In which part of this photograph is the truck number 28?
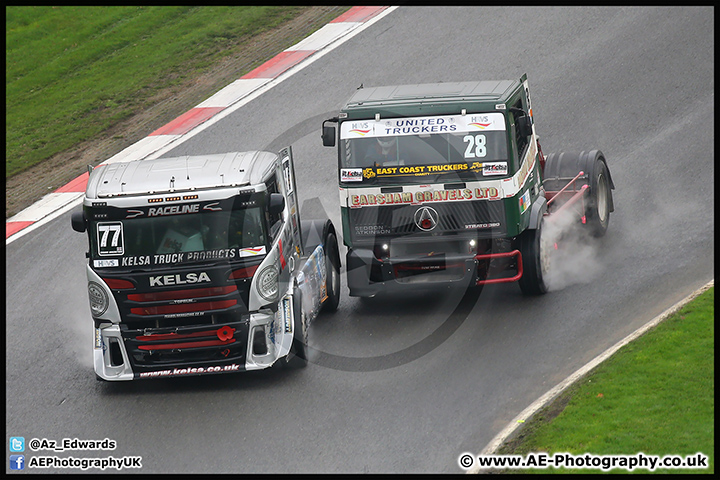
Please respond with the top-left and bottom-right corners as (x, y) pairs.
(463, 134), (487, 158)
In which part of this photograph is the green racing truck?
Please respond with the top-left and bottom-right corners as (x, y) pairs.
(321, 74), (614, 297)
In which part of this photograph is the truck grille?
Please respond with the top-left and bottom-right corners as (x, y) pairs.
(349, 200), (505, 241)
(112, 283), (247, 330)
(121, 320), (248, 370)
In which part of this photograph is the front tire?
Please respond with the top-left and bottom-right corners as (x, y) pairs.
(518, 219), (550, 295)
(322, 232), (341, 312)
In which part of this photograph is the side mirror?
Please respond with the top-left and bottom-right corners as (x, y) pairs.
(517, 115), (533, 138)
(71, 211), (86, 233)
(322, 117), (337, 147)
(268, 193), (285, 216)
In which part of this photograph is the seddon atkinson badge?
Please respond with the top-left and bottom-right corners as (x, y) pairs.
(71, 148), (341, 381)
(322, 74), (615, 297)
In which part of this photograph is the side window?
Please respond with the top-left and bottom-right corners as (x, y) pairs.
(511, 99), (528, 158)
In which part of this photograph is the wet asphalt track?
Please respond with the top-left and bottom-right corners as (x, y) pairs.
(6, 7), (713, 473)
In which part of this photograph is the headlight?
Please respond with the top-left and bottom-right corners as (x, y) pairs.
(256, 265), (279, 302)
(88, 282), (109, 316)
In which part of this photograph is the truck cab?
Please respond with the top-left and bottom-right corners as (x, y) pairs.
(322, 74), (613, 297)
(72, 148), (340, 380)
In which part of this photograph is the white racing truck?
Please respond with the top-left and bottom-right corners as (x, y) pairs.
(71, 148), (341, 380)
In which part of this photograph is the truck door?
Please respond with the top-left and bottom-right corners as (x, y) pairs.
(279, 146), (304, 257)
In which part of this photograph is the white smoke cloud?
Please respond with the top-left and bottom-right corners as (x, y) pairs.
(543, 207), (605, 292)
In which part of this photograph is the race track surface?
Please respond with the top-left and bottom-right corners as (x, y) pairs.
(6, 6), (713, 473)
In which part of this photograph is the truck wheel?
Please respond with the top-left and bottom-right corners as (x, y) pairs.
(322, 232), (341, 312)
(543, 151), (613, 237)
(585, 158), (612, 237)
(518, 219), (550, 295)
(285, 289), (308, 368)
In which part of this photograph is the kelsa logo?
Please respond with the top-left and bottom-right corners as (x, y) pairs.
(149, 271), (211, 287)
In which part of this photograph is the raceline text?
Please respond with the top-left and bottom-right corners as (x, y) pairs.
(147, 204), (199, 216)
(350, 187), (500, 208)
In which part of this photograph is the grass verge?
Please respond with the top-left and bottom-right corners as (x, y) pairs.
(494, 286), (714, 474)
(5, 6), (326, 177)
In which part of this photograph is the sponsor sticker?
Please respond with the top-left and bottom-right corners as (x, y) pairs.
(94, 329), (103, 349)
(483, 162), (508, 176)
(519, 190), (531, 214)
(282, 297), (293, 333)
(349, 186), (501, 208)
(137, 364), (241, 378)
(94, 259), (119, 268)
(148, 271), (211, 287)
(340, 112), (506, 139)
(238, 246), (267, 257)
(341, 168), (364, 182)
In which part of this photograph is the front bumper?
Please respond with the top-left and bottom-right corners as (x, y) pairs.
(346, 247), (523, 297)
(94, 309), (290, 381)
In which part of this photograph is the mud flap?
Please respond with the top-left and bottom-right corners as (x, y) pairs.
(275, 292), (296, 360)
(528, 195), (548, 231)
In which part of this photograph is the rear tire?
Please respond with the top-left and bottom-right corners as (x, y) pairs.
(585, 158), (611, 237)
(518, 219), (550, 295)
(543, 150), (613, 236)
(322, 232), (341, 312)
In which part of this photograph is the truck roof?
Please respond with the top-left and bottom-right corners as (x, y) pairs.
(340, 78), (522, 118)
(86, 151), (278, 199)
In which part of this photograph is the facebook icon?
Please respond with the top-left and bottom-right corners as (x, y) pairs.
(10, 455), (25, 470)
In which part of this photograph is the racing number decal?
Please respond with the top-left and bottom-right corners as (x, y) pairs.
(463, 134), (487, 159)
(282, 156), (294, 195)
(279, 146), (303, 256)
(523, 77), (534, 120)
(97, 222), (124, 256)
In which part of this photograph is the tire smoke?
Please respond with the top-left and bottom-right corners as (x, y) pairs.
(544, 207), (605, 292)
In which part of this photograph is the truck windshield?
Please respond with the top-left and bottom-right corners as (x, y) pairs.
(339, 112), (508, 184)
(89, 205), (268, 268)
